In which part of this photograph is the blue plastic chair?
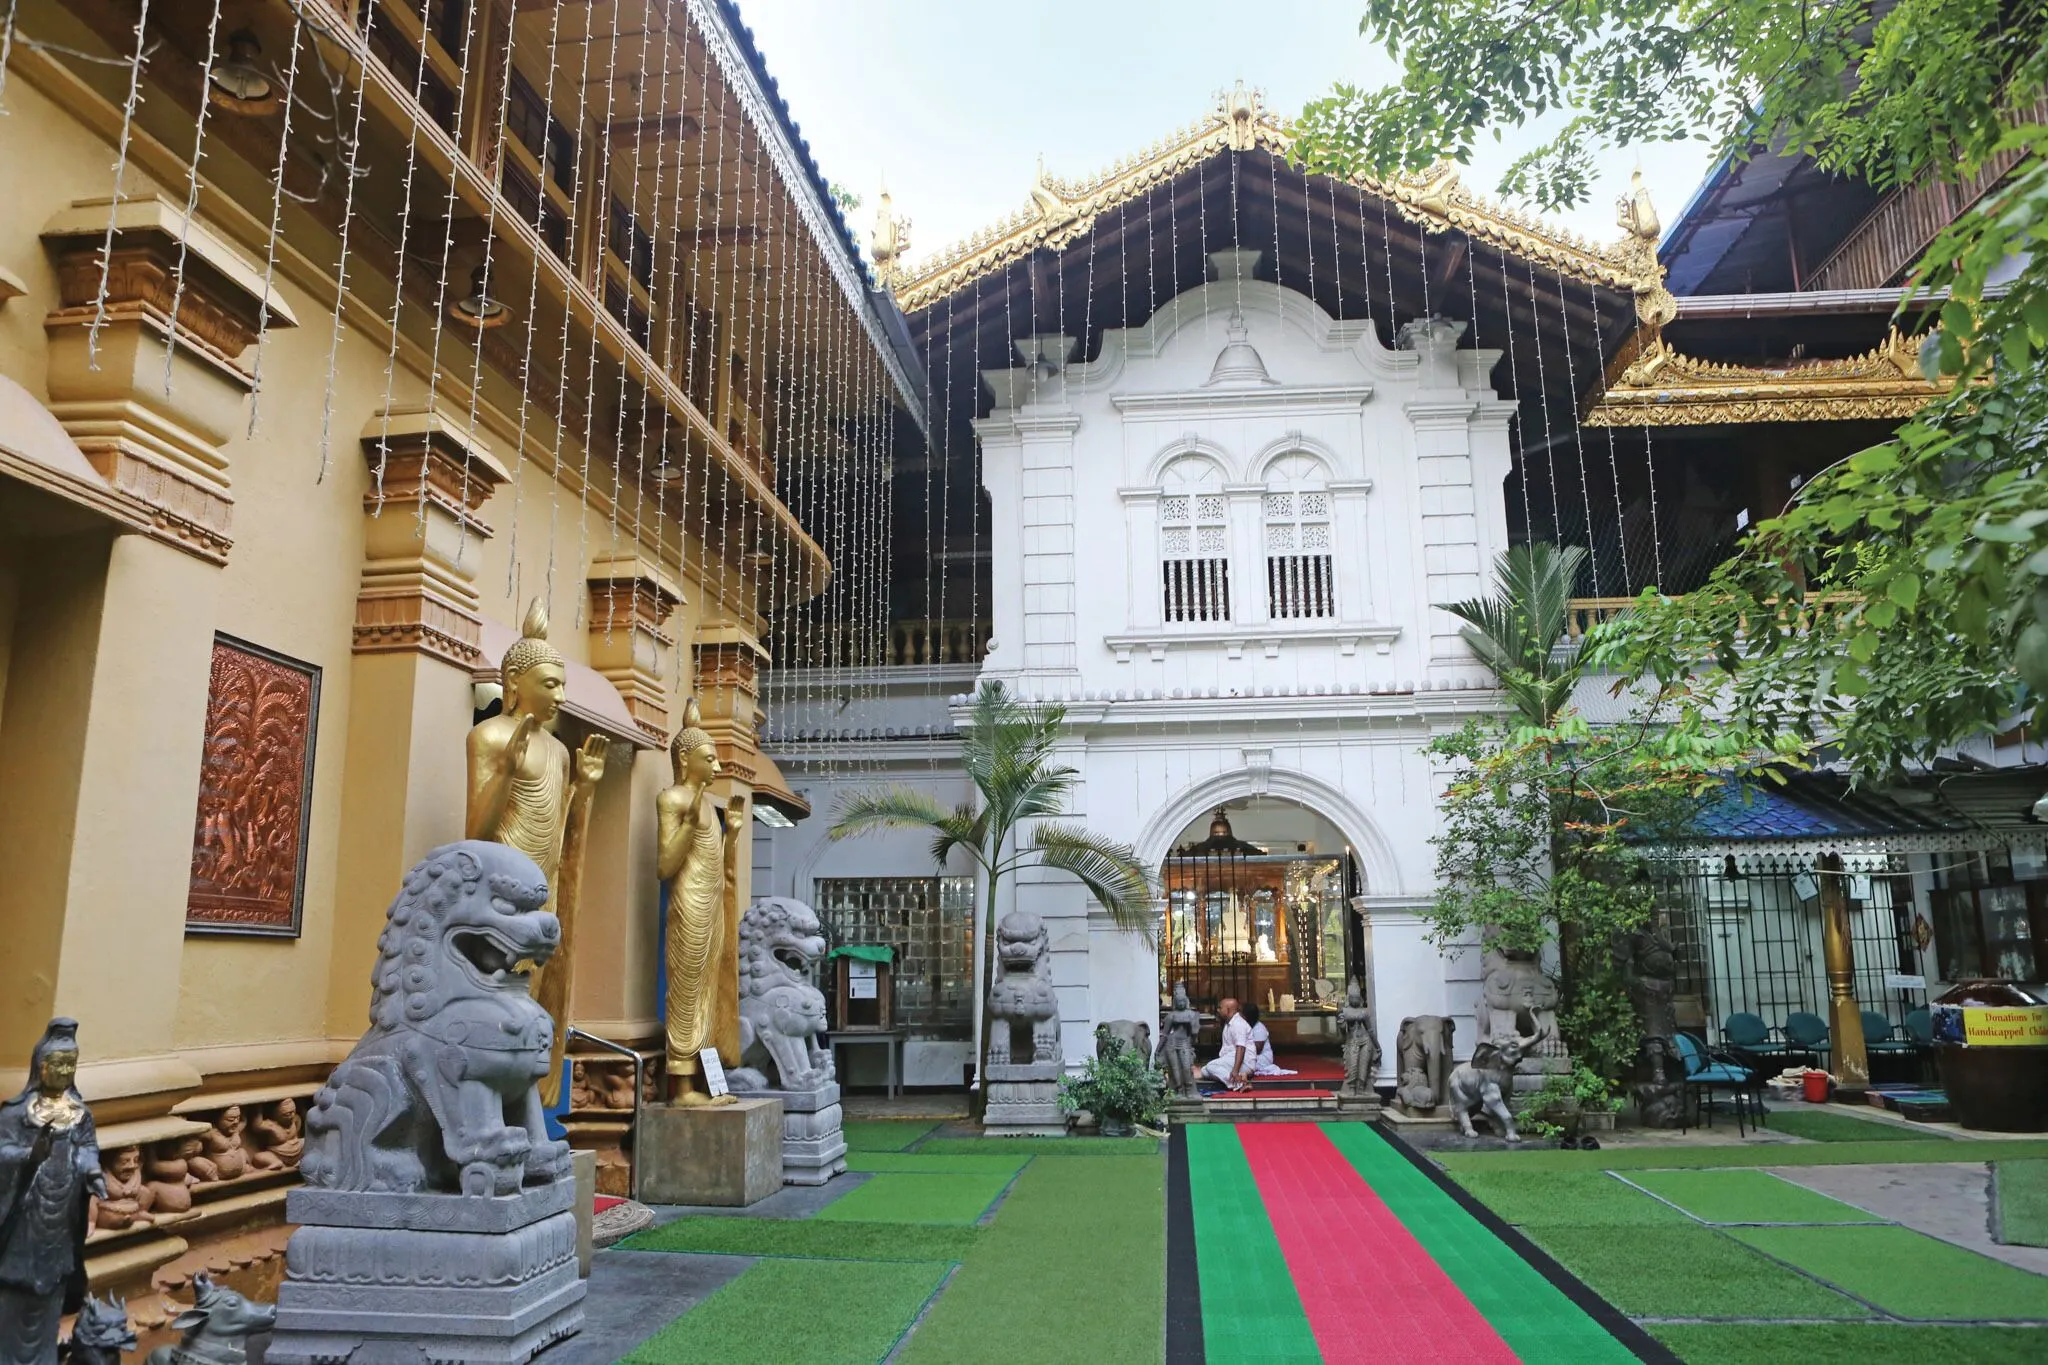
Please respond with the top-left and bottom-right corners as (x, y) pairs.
(1783, 1011), (1831, 1068)
(1722, 1011), (1797, 1074)
(1677, 1032), (1763, 1135)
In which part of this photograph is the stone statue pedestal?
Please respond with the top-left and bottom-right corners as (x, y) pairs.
(983, 1062), (1065, 1137)
(265, 1181), (585, 1365)
(1336, 1091), (1383, 1120)
(753, 1083), (847, 1186)
(1381, 1102), (1455, 1133)
(638, 1097), (783, 1206)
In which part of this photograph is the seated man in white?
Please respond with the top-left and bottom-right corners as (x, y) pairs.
(1200, 997), (1255, 1091)
(1241, 1003), (1297, 1076)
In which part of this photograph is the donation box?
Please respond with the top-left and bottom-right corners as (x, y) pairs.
(831, 944), (895, 1032)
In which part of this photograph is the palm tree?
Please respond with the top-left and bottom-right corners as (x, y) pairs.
(828, 681), (1153, 1093)
(1441, 542), (1589, 727)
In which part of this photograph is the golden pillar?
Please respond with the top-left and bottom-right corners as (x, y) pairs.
(1818, 853), (1870, 1090)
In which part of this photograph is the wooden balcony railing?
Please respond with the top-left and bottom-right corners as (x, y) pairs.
(1565, 597), (1637, 640)
(889, 620), (985, 666)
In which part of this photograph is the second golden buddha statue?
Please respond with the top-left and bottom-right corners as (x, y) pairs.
(659, 699), (745, 1105)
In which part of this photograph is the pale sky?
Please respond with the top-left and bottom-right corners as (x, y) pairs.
(732, 0), (1719, 272)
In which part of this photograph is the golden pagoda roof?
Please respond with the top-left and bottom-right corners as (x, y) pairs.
(1584, 328), (1949, 426)
(891, 83), (1674, 326)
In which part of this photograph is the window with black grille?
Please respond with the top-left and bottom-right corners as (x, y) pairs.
(1263, 460), (1336, 619)
(1161, 490), (1231, 622)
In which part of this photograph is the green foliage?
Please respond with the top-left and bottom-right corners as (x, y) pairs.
(828, 182), (862, 215)
(1441, 543), (1588, 727)
(1057, 1035), (1170, 1129)
(1294, 0), (2048, 776)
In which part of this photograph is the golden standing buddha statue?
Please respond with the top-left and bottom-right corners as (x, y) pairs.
(658, 699), (746, 1105)
(466, 599), (607, 1107)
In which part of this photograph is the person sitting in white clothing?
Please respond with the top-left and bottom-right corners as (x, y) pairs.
(1241, 1003), (1297, 1076)
(1199, 997), (1254, 1090)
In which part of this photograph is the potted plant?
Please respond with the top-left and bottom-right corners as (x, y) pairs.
(1058, 1035), (1169, 1137)
(1527, 1064), (1620, 1147)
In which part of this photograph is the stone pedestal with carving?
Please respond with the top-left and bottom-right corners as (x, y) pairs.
(755, 1083), (847, 1186)
(638, 1098), (783, 1206)
(265, 1182), (585, 1364)
(983, 1062), (1066, 1137)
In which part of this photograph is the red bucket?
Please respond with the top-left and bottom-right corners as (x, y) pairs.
(1802, 1070), (1830, 1103)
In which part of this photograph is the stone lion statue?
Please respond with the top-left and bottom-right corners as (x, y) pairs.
(1448, 1036), (1532, 1142)
(987, 910), (1059, 1065)
(301, 841), (571, 1197)
(726, 897), (833, 1093)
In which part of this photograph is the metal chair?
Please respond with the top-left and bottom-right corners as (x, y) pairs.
(1677, 1032), (1765, 1136)
(1783, 1011), (1831, 1069)
(1722, 1011), (1799, 1075)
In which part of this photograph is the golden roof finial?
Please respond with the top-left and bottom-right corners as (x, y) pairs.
(870, 182), (912, 289)
(1618, 169), (1661, 243)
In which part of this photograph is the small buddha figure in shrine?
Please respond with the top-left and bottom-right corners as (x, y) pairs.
(467, 598), (608, 1107)
(659, 699), (746, 1106)
(189, 1105), (250, 1184)
(247, 1097), (303, 1171)
(92, 1146), (153, 1234)
(568, 1061), (598, 1110)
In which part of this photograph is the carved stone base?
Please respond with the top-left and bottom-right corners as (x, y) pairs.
(1381, 1103), (1456, 1133)
(265, 1180), (584, 1365)
(753, 1083), (847, 1186)
(637, 1098), (784, 1206)
(1335, 1092), (1383, 1120)
(983, 1076), (1065, 1137)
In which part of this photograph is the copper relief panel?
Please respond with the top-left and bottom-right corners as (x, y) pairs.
(187, 635), (321, 935)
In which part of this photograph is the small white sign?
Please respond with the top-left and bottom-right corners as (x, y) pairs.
(847, 960), (878, 1000)
(1793, 872), (1819, 902)
(1848, 874), (1873, 902)
(700, 1048), (729, 1098)
(1885, 973), (1927, 991)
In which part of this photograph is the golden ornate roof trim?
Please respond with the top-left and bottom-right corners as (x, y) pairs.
(1584, 328), (1949, 426)
(894, 84), (1673, 325)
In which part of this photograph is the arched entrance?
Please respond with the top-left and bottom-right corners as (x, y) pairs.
(1160, 796), (1364, 1048)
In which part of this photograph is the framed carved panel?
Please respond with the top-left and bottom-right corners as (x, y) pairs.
(186, 635), (322, 936)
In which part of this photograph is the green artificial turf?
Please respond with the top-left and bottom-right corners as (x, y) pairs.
(1729, 1224), (2048, 1320)
(813, 1171), (1014, 1225)
(1435, 1138), (2048, 1175)
(1650, 1323), (2048, 1365)
(1324, 1126), (1641, 1362)
(842, 1120), (939, 1152)
(1623, 1169), (1885, 1225)
(619, 1215), (983, 1264)
(1179, 1126), (1321, 1364)
(1994, 1160), (2048, 1248)
(622, 1257), (950, 1364)
(896, 1155), (1165, 1365)
(844, 1151), (1029, 1178)
(1525, 1226), (1870, 1319)
(1764, 1109), (1944, 1143)
(1448, 1170), (1695, 1229)
(916, 1136), (1162, 1157)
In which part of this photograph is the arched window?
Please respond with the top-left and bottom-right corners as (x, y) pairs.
(1264, 453), (1334, 619)
(1160, 457), (1230, 622)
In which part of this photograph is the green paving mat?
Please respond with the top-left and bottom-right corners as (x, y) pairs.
(897, 1155), (1165, 1365)
(619, 1215), (982, 1264)
(842, 1120), (940, 1152)
(621, 1256), (950, 1364)
(1649, 1322), (2048, 1365)
(845, 1151), (1029, 1178)
(1765, 1110), (1943, 1143)
(1435, 1138), (2048, 1174)
(1324, 1126), (1639, 1363)
(1994, 1159), (2048, 1248)
(1524, 1225), (1870, 1319)
(813, 1171), (1014, 1225)
(917, 1136), (1161, 1157)
(1625, 1169), (1886, 1225)
(1729, 1224), (2048, 1320)
(1449, 1170), (1694, 1229)
(1183, 1126), (1321, 1364)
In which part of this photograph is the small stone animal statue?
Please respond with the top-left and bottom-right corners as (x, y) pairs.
(727, 897), (833, 1092)
(1096, 1019), (1151, 1060)
(986, 910), (1059, 1064)
(1394, 1015), (1455, 1112)
(1157, 981), (1200, 1099)
(1448, 1037), (1531, 1142)
(64, 1295), (136, 1364)
(300, 841), (572, 1197)
(145, 1275), (275, 1365)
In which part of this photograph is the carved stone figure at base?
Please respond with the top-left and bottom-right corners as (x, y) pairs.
(726, 897), (833, 1093)
(1449, 1037), (1531, 1142)
(1476, 951), (1568, 1092)
(144, 1274), (275, 1365)
(987, 911), (1059, 1064)
(91, 1146), (153, 1233)
(1624, 919), (1684, 1128)
(1338, 981), (1381, 1097)
(189, 1106), (250, 1184)
(65, 1295), (136, 1365)
(1394, 1015), (1455, 1112)
(1158, 982), (1200, 1099)
(246, 1098), (302, 1171)
(144, 1136), (203, 1214)
(0, 1018), (102, 1365)
(300, 840), (572, 1197)
(1097, 1020), (1152, 1060)
(569, 1061), (599, 1109)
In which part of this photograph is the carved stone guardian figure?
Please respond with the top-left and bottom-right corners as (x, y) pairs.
(1394, 1015), (1455, 1114)
(986, 911), (1059, 1065)
(1338, 980), (1382, 1098)
(468, 598), (608, 1107)
(724, 897), (847, 1185)
(0, 1019), (103, 1365)
(1624, 918), (1684, 1127)
(660, 700), (746, 1106)
(1476, 950), (1569, 1098)
(1158, 982), (1201, 1099)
